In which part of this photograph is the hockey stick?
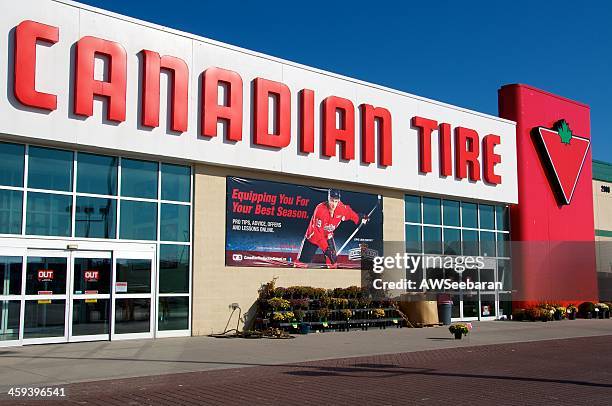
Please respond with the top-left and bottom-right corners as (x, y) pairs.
(336, 195), (381, 256)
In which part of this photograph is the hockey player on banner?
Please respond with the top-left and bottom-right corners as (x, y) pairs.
(295, 189), (370, 268)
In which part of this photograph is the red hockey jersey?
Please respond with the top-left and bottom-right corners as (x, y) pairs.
(305, 202), (359, 250)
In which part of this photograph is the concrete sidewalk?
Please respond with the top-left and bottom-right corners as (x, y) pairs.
(0, 319), (610, 388)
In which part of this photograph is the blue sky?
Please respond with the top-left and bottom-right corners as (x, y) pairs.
(79, 0), (611, 161)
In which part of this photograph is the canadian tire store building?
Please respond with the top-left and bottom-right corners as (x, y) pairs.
(0, 0), (601, 346)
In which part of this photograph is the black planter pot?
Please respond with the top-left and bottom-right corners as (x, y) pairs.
(454, 332), (462, 340)
(568, 312), (576, 320)
(587, 312), (593, 319)
(598, 311), (604, 319)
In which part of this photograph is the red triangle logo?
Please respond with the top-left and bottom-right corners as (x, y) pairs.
(535, 121), (590, 205)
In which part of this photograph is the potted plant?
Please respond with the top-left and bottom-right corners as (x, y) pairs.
(578, 302), (595, 319)
(554, 306), (566, 321)
(285, 311), (295, 323)
(537, 304), (555, 322)
(595, 303), (609, 319)
(316, 308), (330, 322)
(525, 307), (542, 322)
(267, 297), (290, 313)
(294, 309), (305, 322)
(340, 309), (353, 320)
(449, 323), (469, 339)
(271, 311), (285, 323)
(566, 305), (578, 320)
(358, 297), (372, 309)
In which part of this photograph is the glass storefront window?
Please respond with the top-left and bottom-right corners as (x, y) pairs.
(423, 197), (441, 225)
(480, 294), (496, 317)
(26, 192), (72, 237)
(479, 204), (495, 230)
(160, 204), (190, 242)
(72, 299), (110, 336)
(0, 142), (24, 187)
(461, 202), (478, 228)
(159, 245), (189, 294)
(496, 206), (509, 231)
(480, 231), (496, 256)
(121, 158), (158, 199)
(75, 197), (116, 239)
(77, 153), (118, 196)
(405, 225), (421, 253)
(497, 232), (510, 258)
(0, 256), (22, 296)
(116, 259), (152, 294)
(73, 258), (111, 295)
(158, 297), (189, 331)
(25, 257), (67, 295)
(462, 229), (479, 256)
(161, 164), (191, 202)
(0, 190), (23, 234)
(114, 298), (151, 334)
(28, 146), (73, 192)
(119, 200), (157, 241)
(0, 141), (194, 339)
(24, 300), (66, 339)
(423, 226), (442, 254)
(404, 195), (421, 223)
(443, 228), (461, 255)
(498, 259), (512, 291)
(462, 294), (478, 318)
(442, 200), (460, 227)
(0, 301), (21, 341)
(499, 292), (512, 319)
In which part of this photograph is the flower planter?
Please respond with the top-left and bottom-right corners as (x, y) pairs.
(454, 332), (463, 340)
(598, 311), (604, 319)
(568, 312), (576, 320)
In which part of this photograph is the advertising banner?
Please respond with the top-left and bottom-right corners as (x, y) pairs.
(226, 177), (383, 268)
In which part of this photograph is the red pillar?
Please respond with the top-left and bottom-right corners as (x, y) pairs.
(498, 84), (598, 307)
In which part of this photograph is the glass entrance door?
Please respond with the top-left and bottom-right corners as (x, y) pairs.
(111, 251), (155, 340)
(450, 261), (500, 321)
(0, 245), (156, 346)
(69, 251), (112, 342)
(23, 250), (70, 345)
(0, 249), (25, 346)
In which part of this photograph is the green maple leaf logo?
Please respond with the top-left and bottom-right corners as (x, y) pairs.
(556, 120), (573, 144)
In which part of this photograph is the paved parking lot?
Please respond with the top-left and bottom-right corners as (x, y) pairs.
(3, 334), (612, 405)
(1, 319), (611, 388)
